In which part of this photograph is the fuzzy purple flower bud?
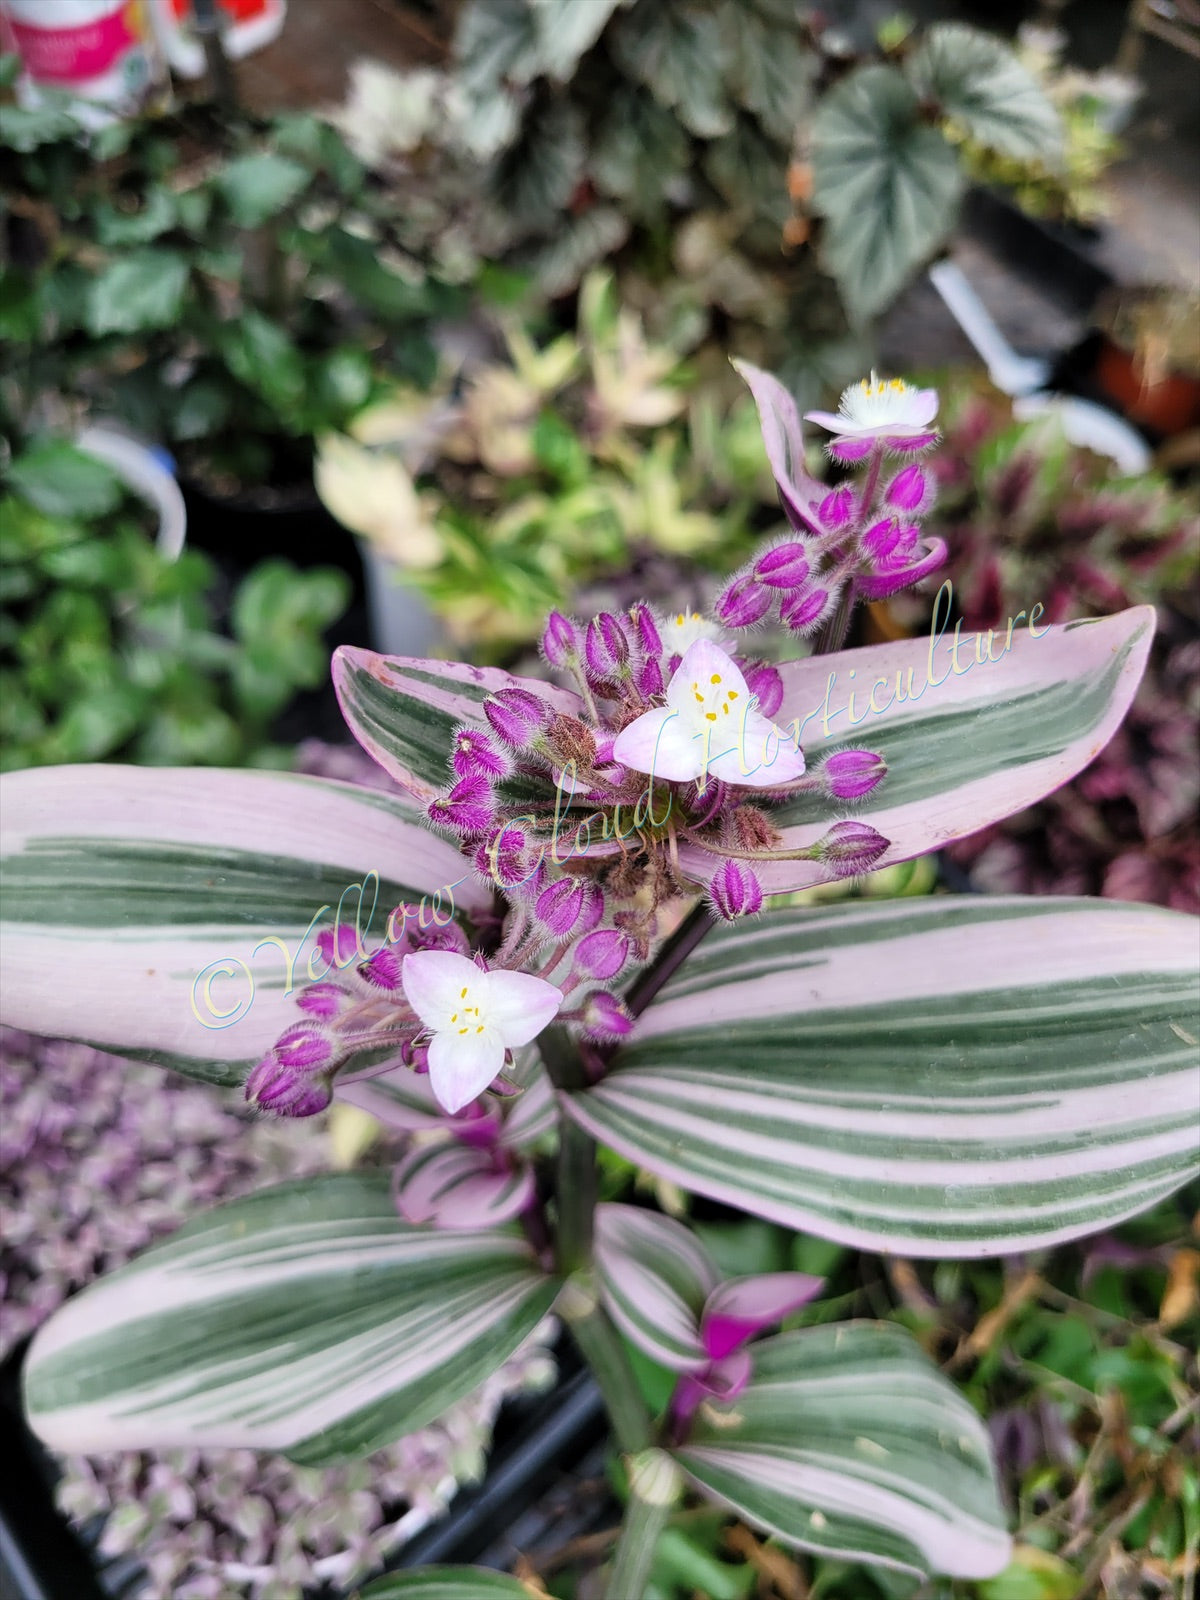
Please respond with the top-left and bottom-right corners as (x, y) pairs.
(536, 876), (603, 938)
(581, 990), (634, 1041)
(754, 542), (809, 590)
(780, 583), (839, 635)
(316, 922), (364, 970)
(584, 614), (631, 680)
(358, 946), (405, 991)
(828, 437), (873, 464)
(573, 928), (631, 980)
(245, 1056), (332, 1117)
(822, 749), (887, 800)
(541, 610), (580, 668)
(628, 602), (662, 659)
(477, 822), (541, 889)
(817, 820), (890, 878)
(715, 572), (773, 629)
(885, 464), (932, 515)
(295, 981), (349, 1019)
(887, 430), (939, 453)
(484, 686), (554, 750)
(818, 485), (856, 530)
(861, 517), (902, 562)
(708, 859), (764, 921)
(428, 773), (495, 836)
(637, 656), (664, 698)
(451, 726), (510, 781)
(273, 1023), (335, 1073)
(742, 662), (784, 719)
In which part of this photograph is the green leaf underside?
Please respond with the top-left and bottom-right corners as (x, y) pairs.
(677, 1325), (1010, 1579)
(23, 1174), (556, 1464)
(566, 897), (1200, 1255)
(770, 628), (1129, 826)
(358, 1569), (535, 1600)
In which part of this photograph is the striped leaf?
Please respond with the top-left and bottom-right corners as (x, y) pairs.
(594, 1202), (716, 1371)
(332, 648), (582, 801)
(23, 1173), (556, 1464)
(680, 605), (1155, 893)
(359, 1570), (536, 1600)
(336, 609), (1153, 897)
(565, 896), (1200, 1255)
(0, 766), (489, 1086)
(675, 1323), (1011, 1579)
(392, 1141), (535, 1229)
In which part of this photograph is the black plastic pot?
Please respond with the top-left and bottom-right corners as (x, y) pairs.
(962, 185), (1115, 316)
(0, 1336), (607, 1600)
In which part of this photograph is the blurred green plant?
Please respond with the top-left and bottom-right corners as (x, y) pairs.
(538, 1183), (1199, 1600)
(0, 441), (349, 770)
(327, 8), (1060, 398)
(0, 61), (457, 492)
(947, 24), (1136, 228)
(315, 272), (779, 654)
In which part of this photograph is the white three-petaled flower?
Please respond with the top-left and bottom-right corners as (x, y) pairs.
(402, 950), (564, 1114)
(805, 373), (938, 440)
(612, 639), (805, 788)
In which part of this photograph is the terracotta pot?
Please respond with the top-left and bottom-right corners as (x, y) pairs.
(1091, 336), (1200, 438)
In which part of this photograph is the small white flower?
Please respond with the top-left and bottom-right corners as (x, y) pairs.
(661, 610), (726, 656)
(612, 639), (805, 789)
(805, 373), (938, 440)
(402, 951), (563, 1114)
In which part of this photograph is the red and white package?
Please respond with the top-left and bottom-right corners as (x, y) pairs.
(2, 0), (169, 124)
(147, 0), (285, 79)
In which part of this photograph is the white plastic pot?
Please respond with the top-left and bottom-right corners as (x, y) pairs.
(358, 539), (441, 659)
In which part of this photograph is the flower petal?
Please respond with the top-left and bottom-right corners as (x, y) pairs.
(801, 410), (843, 433)
(707, 710), (806, 788)
(482, 968), (565, 1049)
(401, 948), (480, 1032)
(702, 1273), (825, 1361)
(427, 1027), (507, 1114)
(612, 706), (704, 782)
(666, 640), (752, 711)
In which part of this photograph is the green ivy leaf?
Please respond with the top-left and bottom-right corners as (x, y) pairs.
(218, 311), (306, 419)
(811, 64), (963, 319)
(215, 152), (311, 228)
(85, 249), (190, 335)
(907, 23), (1064, 164)
(92, 186), (177, 246)
(5, 442), (123, 518)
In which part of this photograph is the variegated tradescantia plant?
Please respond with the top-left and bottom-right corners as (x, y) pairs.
(3, 364), (1198, 1599)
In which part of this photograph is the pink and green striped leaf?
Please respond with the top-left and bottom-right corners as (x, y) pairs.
(332, 648), (582, 802)
(594, 1202), (718, 1372)
(566, 895), (1200, 1256)
(680, 605), (1155, 892)
(0, 765), (489, 1086)
(23, 1173), (556, 1464)
(335, 608), (1153, 895)
(675, 1323), (1011, 1579)
(392, 1141), (535, 1229)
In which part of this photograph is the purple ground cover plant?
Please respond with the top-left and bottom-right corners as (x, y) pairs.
(1, 364), (1197, 1600)
(0, 1026), (554, 1600)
